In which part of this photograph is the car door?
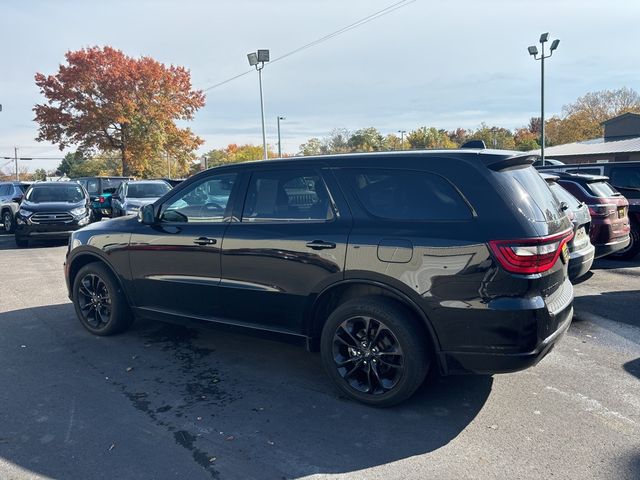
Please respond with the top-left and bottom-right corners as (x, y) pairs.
(219, 166), (351, 335)
(128, 171), (240, 320)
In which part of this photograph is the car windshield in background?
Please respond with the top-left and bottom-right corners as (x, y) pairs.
(128, 183), (170, 198)
(550, 183), (581, 209)
(26, 185), (85, 203)
(103, 178), (125, 193)
(587, 181), (620, 198)
(609, 168), (640, 190)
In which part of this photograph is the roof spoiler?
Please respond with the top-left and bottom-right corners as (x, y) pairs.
(460, 140), (486, 149)
(486, 154), (537, 171)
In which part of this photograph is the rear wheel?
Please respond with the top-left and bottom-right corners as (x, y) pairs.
(2, 210), (15, 234)
(72, 262), (133, 335)
(321, 296), (430, 407)
(93, 212), (102, 221)
(610, 221), (640, 260)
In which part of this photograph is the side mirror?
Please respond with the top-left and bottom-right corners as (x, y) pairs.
(138, 204), (156, 225)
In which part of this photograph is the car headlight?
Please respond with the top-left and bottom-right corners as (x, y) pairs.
(70, 207), (88, 217)
(18, 208), (33, 217)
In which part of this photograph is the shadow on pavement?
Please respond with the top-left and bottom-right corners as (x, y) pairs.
(591, 257), (640, 270)
(574, 290), (640, 329)
(623, 358), (640, 379)
(0, 303), (493, 480)
(0, 233), (68, 251)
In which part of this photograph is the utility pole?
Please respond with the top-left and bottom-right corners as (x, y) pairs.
(14, 147), (19, 181)
(397, 130), (406, 150)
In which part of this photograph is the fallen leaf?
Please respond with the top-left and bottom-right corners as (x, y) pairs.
(126, 367), (133, 372)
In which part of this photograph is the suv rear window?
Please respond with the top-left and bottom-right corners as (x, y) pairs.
(498, 166), (561, 223)
(586, 181), (620, 198)
(339, 169), (472, 221)
(549, 182), (581, 209)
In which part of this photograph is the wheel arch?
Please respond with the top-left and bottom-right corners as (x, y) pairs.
(307, 279), (441, 358)
(67, 251), (133, 306)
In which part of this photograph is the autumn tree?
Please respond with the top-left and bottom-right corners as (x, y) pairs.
(34, 46), (205, 177)
(203, 144), (276, 168)
(348, 127), (384, 152)
(469, 124), (516, 150)
(406, 127), (457, 149)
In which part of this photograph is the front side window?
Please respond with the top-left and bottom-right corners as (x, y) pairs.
(241, 170), (333, 222)
(161, 173), (237, 223)
(340, 168), (472, 221)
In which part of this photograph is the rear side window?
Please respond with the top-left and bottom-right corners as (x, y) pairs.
(339, 169), (472, 221)
(586, 181), (620, 198)
(242, 170), (333, 222)
(498, 167), (561, 223)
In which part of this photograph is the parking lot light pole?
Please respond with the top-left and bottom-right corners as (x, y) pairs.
(247, 50), (270, 160)
(528, 33), (560, 164)
(277, 116), (285, 157)
(397, 130), (406, 150)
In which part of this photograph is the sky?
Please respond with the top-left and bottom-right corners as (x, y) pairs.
(1, 0), (639, 172)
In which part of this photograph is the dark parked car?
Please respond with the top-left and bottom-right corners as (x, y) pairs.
(538, 172), (630, 259)
(111, 180), (172, 217)
(541, 173), (595, 281)
(75, 176), (133, 219)
(65, 150), (574, 406)
(0, 181), (31, 233)
(538, 161), (640, 259)
(15, 182), (92, 247)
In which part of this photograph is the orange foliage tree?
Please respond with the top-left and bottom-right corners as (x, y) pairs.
(34, 46), (205, 177)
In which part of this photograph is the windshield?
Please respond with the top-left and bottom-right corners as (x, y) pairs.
(550, 183), (581, 209)
(587, 181), (620, 198)
(127, 183), (170, 198)
(26, 185), (85, 203)
(102, 178), (125, 193)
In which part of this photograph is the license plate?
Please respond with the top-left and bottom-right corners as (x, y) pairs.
(618, 207), (625, 219)
(561, 243), (570, 263)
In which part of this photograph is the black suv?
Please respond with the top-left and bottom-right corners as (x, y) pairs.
(65, 151), (574, 406)
(15, 182), (92, 247)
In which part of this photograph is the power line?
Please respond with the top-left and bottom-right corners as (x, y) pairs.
(202, 0), (415, 93)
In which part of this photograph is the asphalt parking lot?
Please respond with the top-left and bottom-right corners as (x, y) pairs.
(0, 234), (639, 480)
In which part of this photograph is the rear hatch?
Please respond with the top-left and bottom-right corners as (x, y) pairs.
(577, 179), (629, 243)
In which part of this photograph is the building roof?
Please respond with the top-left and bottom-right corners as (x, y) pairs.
(601, 112), (640, 125)
(530, 135), (640, 157)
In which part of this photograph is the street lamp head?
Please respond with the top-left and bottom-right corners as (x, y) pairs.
(247, 52), (258, 66)
(550, 39), (560, 51)
(539, 32), (549, 43)
(278, 116), (286, 120)
(257, 49), (270, 63)
(528, 46), (539, 56)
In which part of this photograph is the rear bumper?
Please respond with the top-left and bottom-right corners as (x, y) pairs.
(568, 242), (595, 281)
(594, 235), (630, 259)
(439, 278), (574, 375)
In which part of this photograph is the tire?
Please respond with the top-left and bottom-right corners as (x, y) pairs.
(15, 235), (28, 248)
(609, 221), (640, 260)
(320, 296), (430, 407)
(94, 212), (102, 221)
(2, 209), (15, 234)
(72, 262), (133, 336)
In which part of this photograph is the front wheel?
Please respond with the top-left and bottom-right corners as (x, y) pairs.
(72, 262), (133, 336)
(321, 296), (430, 407)
(2, 210), (15, 234)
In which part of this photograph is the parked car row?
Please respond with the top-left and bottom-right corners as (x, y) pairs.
(0, 178), (174, 247)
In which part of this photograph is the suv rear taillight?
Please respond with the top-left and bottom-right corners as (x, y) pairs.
(98, 196), (106, 204)
(488, 230), (574, 275)
(587, 203), (616, 217)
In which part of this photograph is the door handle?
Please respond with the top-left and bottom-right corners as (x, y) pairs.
(193, 237), (217, 246)
(306, 240), (336, 250)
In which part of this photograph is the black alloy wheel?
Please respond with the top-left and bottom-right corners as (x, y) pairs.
(72, 262), (133, 335)
(321, 296), (430, 407)
(332, 316), (404, 395)
(77, 274), (112, 329)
